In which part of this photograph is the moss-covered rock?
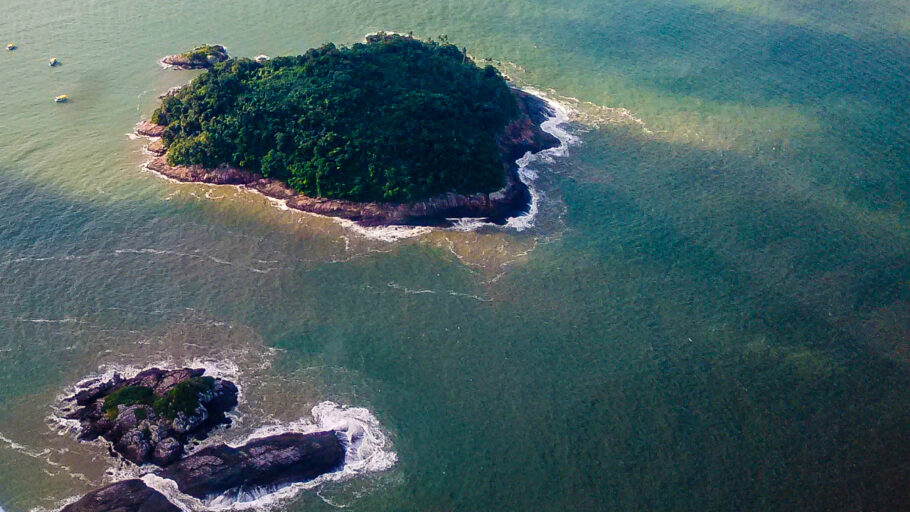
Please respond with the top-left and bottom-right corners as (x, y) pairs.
(65, 368), (238, 466)
(102, 386), (155, 418)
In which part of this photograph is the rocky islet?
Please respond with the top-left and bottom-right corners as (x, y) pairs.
(64, 367), (239, 466)
(59, 368), (350, 511)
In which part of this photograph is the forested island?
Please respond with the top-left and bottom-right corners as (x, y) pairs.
(140, 34), (559, 226)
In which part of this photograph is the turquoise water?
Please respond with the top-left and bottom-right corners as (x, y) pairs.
(1, 0), (910, 510)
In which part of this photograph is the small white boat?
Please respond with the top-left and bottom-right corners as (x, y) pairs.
(49, 57), (58, 66)
(6, 43), (16, 51)
(54, 94), (68, 103)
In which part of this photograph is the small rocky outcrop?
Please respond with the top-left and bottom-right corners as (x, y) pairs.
(157, 431), (346, 499)
(146, 139), (166, 155)
(161, 44), (229, 69)
(61, 479), (179, 512)
(138, 89), (561, 227)
(58, 369), (355, 512)
(136, 120), (165, 138)
(65, 368), (238, 466)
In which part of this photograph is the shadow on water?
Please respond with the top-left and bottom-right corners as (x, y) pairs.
(3, 111), (910, 511)
(477, 120), (910, 510)
(2, 30), (910, 505)
(515, 0), (910, 207)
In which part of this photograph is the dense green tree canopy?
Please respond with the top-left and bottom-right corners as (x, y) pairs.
(153, 34), (520, 202)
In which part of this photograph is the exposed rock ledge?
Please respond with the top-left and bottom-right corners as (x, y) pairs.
(62, 480), (179, 512)
(160, 45), (229, 70)
(61, 431), (346, 512)
(138, 89), (561, 227)
(64, 368), (238, 466)
(159, 431), (346, 499)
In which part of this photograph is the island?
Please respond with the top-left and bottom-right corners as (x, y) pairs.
(160, 44), (230, 69)
(139, 34), (559, 226)
(60, 368), (350, 512)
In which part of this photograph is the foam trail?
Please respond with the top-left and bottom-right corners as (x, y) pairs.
(0, 431), (51, 459)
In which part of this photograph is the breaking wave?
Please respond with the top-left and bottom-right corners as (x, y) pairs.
(140, 401), (396, 511)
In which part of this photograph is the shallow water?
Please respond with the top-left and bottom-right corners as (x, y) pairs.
(1, 0), (910, 511)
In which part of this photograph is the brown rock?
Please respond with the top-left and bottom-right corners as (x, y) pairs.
(157, 431), (345, 499)
(136, 121), (165, 138)
(65, 368), (237, 467)
(146, 139), (166, 155)
(152, 437), (183, 466)
(61, 479), (179, 512)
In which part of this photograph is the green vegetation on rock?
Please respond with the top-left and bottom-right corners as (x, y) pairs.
(152, 34), (520, 202)
(102, 386), (156, 418)
(179, 44), (228, 63)
(100, 377), (215, 420)
(152, 376), (215, 420)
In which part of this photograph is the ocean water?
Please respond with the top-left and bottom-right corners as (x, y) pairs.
(1, 0), (910, 510)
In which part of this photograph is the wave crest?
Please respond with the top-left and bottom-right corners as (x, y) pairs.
(138, 401), (396, 511)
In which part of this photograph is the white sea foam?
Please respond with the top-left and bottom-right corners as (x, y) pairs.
(431, 87), (578, 233)
(504, 88), (579, 231)
(386, 282), (492, 302)
(446, 217), (489, 232)
(330, 217), (433, 242)
(28, 495), (81, 512)
(0, 432), (51, 459)
(16, 317), (84, 324)
(139, 401), (396, 511)
(387, 281), (436, 295)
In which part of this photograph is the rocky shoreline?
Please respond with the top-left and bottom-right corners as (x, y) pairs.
(138, 89), (560, 227)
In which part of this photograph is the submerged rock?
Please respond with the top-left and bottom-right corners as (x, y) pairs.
(61, 479), (179, 512)
(65, 368), (238, 466)
(157, 431), (345, 499)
